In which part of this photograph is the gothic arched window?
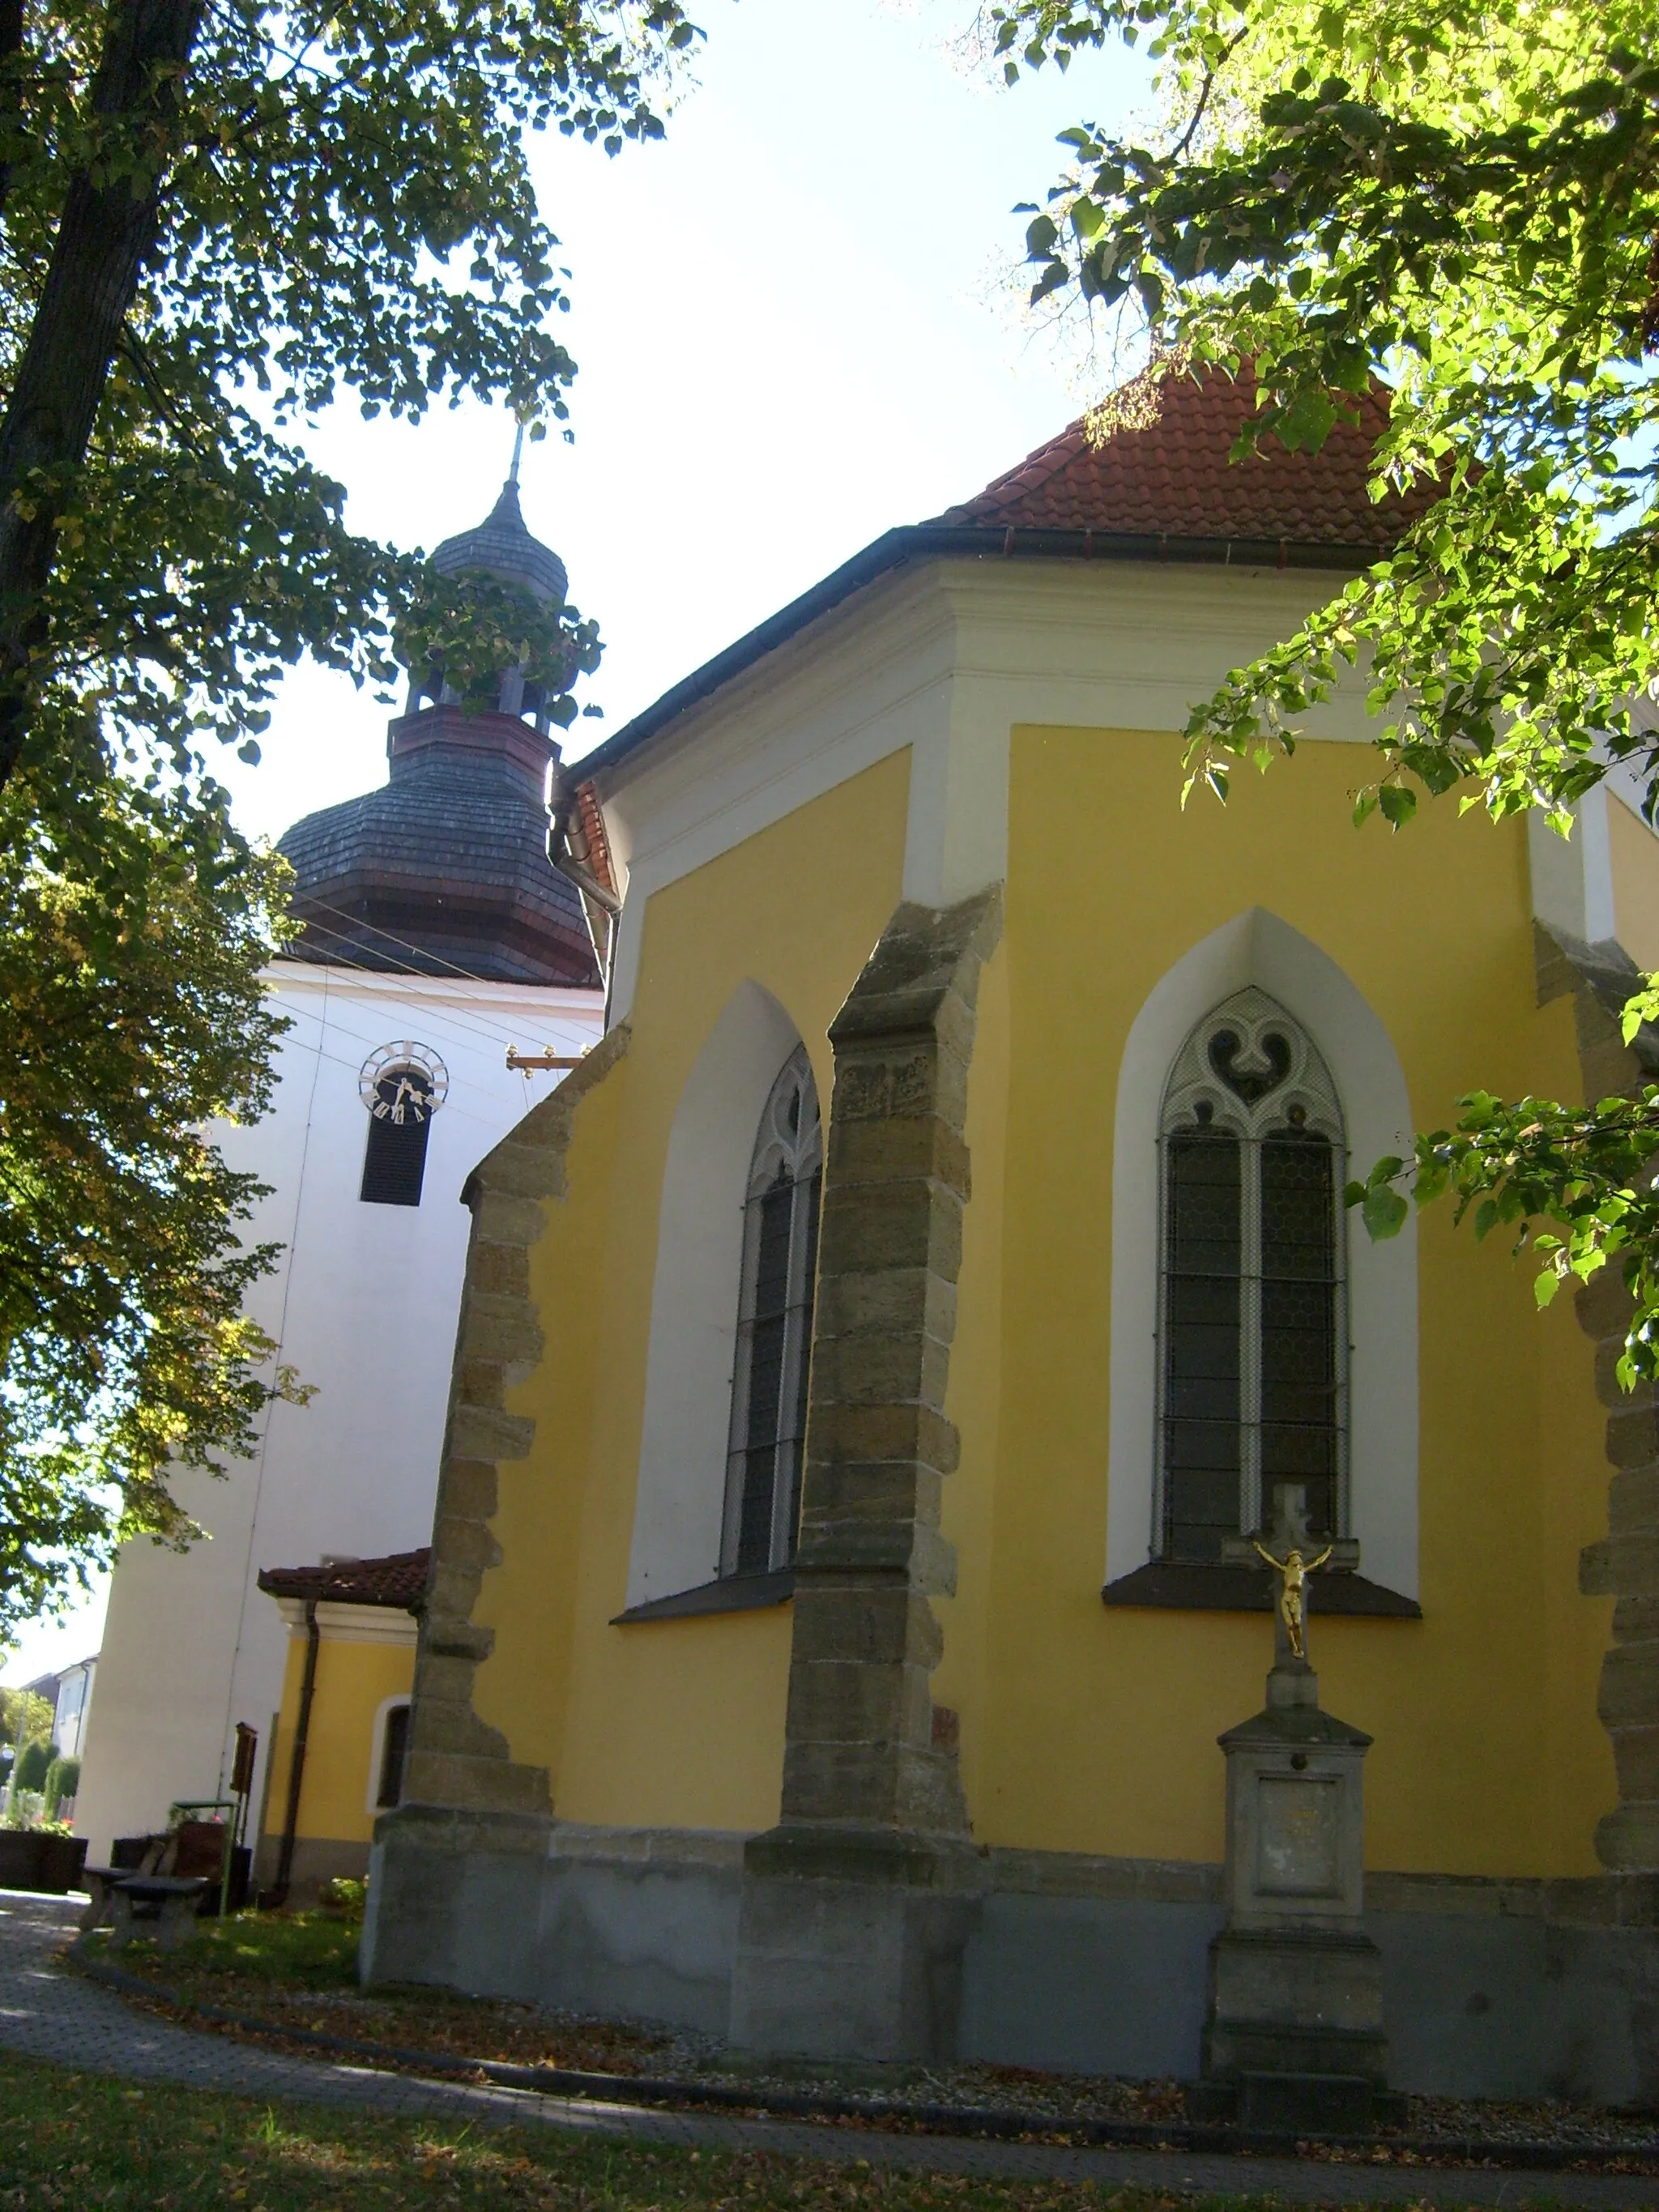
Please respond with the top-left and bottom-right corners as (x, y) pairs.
(721, 1047), (823, 1578)
(1157, 989), (1347, 1561)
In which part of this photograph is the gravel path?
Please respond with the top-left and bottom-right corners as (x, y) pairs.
(0, 1889), (1652, 2207)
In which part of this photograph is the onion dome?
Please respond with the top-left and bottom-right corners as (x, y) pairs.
(275, 470), (598, 989)
(431, 477), (567, 607)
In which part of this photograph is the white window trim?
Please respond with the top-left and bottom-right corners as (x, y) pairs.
(365, 1694), (412, 1817)
(626, 981), (814, 1608)
(1108, 908), (1419, 1596)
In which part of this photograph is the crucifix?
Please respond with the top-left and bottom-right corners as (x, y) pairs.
(1252, 1534), (1333, 1662)
(1223, 1482), (1353, 1669)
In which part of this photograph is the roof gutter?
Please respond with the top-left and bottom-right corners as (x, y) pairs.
(574, 520), (1388, 788)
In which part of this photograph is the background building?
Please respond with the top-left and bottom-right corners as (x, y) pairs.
(75, 475), (606, 1868)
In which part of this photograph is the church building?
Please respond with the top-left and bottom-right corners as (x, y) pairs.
(355, 369), (1659, 2103)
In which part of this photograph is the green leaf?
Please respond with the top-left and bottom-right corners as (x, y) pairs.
(1361, 1183), (1410, 1239)
(1278, 386), (1338, 452)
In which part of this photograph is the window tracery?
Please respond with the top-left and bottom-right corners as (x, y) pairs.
(1157, 988), (1347, 1560)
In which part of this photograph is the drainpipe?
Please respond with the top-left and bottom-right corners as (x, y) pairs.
(547, 771), (623, 1008)
(267, 1599), (319, 1908)
(547, 777), (623, 921)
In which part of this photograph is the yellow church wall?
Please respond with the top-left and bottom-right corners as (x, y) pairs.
(470, 748), (914, 1833)
(932, 935), (1010, 1818)
(466, 1038), (632, 1807)
(263, 1632), (413, 1849)
(969, 724), (1617, 1879)
(1608, 790), (1659, 975)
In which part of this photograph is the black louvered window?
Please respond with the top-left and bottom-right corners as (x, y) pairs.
(360, 1066), (435, 1206)
(1158, 993), (1346, 1559)
(377, 1703), (412, 1808)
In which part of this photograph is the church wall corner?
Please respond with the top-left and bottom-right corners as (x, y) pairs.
(401, 1021), (633, 1821)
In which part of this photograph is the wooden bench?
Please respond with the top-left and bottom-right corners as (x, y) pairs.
(77, 1867), (127, 1934)
(106, 1874), (211, 1951)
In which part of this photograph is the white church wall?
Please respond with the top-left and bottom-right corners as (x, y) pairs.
(73, 961), (603, 1859)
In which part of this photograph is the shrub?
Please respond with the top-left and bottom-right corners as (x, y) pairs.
(43, 1756), (79, 1818)
(316, 1877), (367, 1919)
(13, 1741), (52, 1793)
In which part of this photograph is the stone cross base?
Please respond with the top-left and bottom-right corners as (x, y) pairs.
(1204, 1924), (1388, 2104)
(1201, 1658), (1388, 2130)
(728, 1824), (983, 2061)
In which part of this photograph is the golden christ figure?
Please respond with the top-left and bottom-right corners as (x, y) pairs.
(1252, 1538), (1334, 1662)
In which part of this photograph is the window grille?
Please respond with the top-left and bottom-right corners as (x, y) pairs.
(360, 1064), (437, 1206)
(377, 1703), (412, 1809)
(721, 1046), (823, 1578)
(1155, 988), (1346, 1560)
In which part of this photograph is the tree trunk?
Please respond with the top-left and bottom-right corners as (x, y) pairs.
(0, 0), (28, 225)
(0, 0), (205, 806)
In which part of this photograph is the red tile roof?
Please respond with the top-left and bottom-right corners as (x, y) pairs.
(258, 1548), (430, 1611)
(932, 364), (1442, 550)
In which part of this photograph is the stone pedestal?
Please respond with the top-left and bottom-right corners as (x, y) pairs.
(730, 1824), (983, 2061)
(1201, 1654), (1388, 2130)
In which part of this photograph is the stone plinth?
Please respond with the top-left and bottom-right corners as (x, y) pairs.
(730, 1824), (983, 2060)
(1201, 1656), (1388, 2129)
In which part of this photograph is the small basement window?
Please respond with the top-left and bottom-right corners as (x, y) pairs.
(360, 1064), (437, 1206)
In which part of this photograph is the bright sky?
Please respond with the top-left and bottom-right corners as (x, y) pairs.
(5, 0), (1149, 1685)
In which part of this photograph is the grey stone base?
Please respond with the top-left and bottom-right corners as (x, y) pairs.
(1238, 2071), (1379, 2133)
(365, 1813), (1659, 2103)
(730, 1826), (981, 2061)
(1203, 1926), (1388, 2087)
(362, 1805), (743, 2032)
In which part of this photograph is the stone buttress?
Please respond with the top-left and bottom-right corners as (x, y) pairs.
(360, 1025), (629, 1992)
(728, 889), (1003, 2061)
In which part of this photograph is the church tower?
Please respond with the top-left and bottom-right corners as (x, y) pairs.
(73, 464), (608, 1882)
(277, 471), (599, 987)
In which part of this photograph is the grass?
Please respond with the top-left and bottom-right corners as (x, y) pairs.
(126, 1910), (363, 1993)
(0, 2053), (1441, 2210)
(79, 1910), (669, 2074)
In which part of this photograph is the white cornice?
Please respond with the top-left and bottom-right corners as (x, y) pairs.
(600, 556), (1384, 1021)
(263, 961), (604, 1021)
(274, 1597), (419, 1647)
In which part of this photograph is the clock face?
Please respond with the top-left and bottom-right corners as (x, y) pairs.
(359, 1041), (449, 1121)
(372, 1066), (434, 1126)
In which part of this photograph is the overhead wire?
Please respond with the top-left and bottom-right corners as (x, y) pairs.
(296, 889), (602, 1014)
(272, 997), (575, 1135)
(254, 1024), (513, 1137)
(284, 914), (596, 1063)
(275, 914), (597, 1065)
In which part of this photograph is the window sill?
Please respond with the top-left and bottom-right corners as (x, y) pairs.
(612, 1569), (794, 1626)
(1101, 1562), (1422, 1617)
